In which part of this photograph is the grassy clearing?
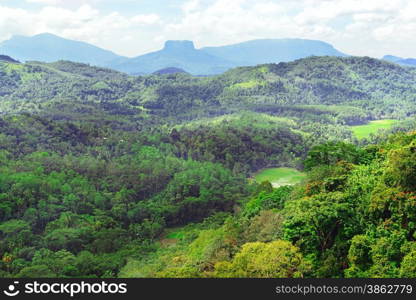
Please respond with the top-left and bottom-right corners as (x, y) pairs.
(175, 112), (297, 130)
(229, 80), (266, 89)
(254, 167), (306, 188)
(350, 120), (397, 139)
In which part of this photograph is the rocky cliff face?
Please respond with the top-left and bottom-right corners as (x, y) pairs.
(163, 40), (196, 52)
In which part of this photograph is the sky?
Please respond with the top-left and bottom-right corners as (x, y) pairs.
(0, 0), (415, 58)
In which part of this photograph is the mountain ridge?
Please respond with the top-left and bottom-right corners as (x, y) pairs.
(111, 40), (235, 75)
(1, 33), (349, 75)
(1, 55), (416, 122)
(201, 38), (347, 65)
(110, 38), (348, 75)
(0, 33), (127, 67)
(383, 54), (416, 67)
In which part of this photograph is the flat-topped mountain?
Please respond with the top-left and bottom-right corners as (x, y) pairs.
(0, 33), (349, 75)
(110, 40), (235, 75)
(110, 38), (348, 75)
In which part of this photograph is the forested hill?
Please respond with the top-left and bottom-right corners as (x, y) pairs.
(1, 54), (416, 279)
(216, 56), (416, 110)
(1, 56), (416, 123)
(118, 132), (416, 278)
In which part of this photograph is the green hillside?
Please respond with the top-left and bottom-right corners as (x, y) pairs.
(1, 56), (416, 279)
(120, 134), (416, 278)
(351, 119), (398, 139)
(2, 56), (416, 122)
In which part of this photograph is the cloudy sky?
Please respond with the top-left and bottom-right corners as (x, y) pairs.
(0, 0), (415, 58)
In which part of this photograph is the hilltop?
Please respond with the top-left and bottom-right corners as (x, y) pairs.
(1, 56), (416, 123)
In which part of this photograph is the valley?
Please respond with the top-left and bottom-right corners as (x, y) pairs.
(253, 168), (306, 188)
(350, 119), (398, 139)
(1, 55), (416, 279)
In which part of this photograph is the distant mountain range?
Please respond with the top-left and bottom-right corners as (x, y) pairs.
(201, 39), (346, 66)
(0, 33), (348, 75)
(113, 39), (347, 75)
(0, 33), (126, 67)
(152, 67), (188, 75)
(113, 40), (235, 75)
(383, 55), (416, 67)
(0, 55), (20, 64)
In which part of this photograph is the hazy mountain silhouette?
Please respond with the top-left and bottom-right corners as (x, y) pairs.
(0, 33), (126, 66)
(383, 55), (416, 67)
(201, 39), (347, 66)
(0, 33), (349, 75)
(110, 40), (235, 75)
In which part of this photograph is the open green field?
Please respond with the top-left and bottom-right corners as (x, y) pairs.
(350, 120), (397, 139)
(254, 167), (306, 188)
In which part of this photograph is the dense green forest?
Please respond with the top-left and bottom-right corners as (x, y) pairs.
(1, 56), (416, 278)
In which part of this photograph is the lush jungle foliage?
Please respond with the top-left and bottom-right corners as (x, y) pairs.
(1, 56), (416, 278)
(121, 133), (416, 278)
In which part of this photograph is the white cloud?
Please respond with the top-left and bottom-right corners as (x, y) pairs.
(26, 0), (61, 4)
(26, 0), (60, 5)
(25, 0), (103, 7)
(0, 4), (165, 56)
(132, 14), (161, 25)
(164, 0), (291, 47)
(162, 0), (416, 58)
(1, 0), (416, 58)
